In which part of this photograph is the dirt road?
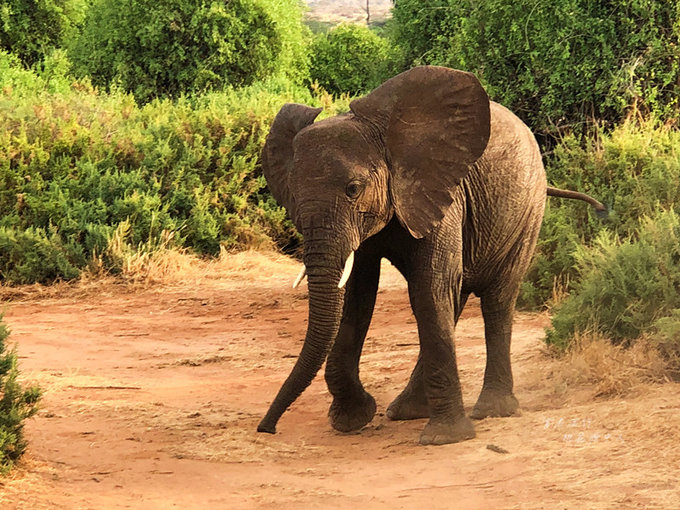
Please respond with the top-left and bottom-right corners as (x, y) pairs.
(1, 254), (678, 509)
(305, 0), (393, 23)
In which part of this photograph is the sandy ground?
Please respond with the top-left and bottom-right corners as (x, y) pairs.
(305, 0), (392, 23)
(1, 254), (679, 509)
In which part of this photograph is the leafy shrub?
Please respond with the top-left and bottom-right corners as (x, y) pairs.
(650, 311), (680, 379)
(0, 0), (86, 66)
(0, 227), (81, 284)
(0, 49), (38, 93)
(519, 119), (680, 309)
(305, 19), (334, 35)
(261, 0), (311, 85)
(0, 53), (350, 284)
(390, 0), (680, 138)
(0, 317), (40, 473)
(69, 0), (309, 103)
(545, 210), (680, 369)
(0, 49), (82, 97)
(309, 23), (391, 95)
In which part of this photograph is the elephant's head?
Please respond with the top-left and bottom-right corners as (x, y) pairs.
(257, 66), (491, 433)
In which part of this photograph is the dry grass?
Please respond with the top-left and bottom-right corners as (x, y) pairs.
(551, 333), (672, 398)
(212, 248), (300, 279)
(0, 230), (406, 301)
(0, 456), (61, 510)
(0, 249), (304, 302)
(82, 224), (209, 286)
(549, 274), (572, 310)
(647, 334), (680, 381)
(84, 246), (204, 286)
(110, 246), (303, 288)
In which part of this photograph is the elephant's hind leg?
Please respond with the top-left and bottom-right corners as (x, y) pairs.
(385, 356), (429, 421)
(386, 293), (470, 421)
(469, 289), (520, 419)
(470, 213), (542, 420)
(325, 249), (381, 433)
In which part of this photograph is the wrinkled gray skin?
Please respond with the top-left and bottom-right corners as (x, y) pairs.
(257, 67), (570, 445)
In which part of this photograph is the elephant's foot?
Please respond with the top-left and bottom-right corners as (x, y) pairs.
(419, 416), (476, 445)
(386, 389), (429, 421)
(328, 391), (377, 433)
(470, 390), (520, 420)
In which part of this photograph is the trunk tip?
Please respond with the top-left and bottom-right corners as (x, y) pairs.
(257, 420), (277, 434)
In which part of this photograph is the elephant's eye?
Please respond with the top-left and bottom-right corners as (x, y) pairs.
(345, 180), (365, 199)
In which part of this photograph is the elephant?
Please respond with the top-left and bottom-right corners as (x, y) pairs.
(256, 66), (605, 445)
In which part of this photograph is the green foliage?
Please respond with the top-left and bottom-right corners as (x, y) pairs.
(0, 53), (350, 284)
(519, 119), (680, 309)
(0, 0), (86, 66)
(0, 49), (38, 93)
(309, 23), (391, 95)
(0, 50), (81, 106)
(69, 0), (310, 103)
(0, 227), (80, 284)
(305, 19), (334, 35)
(0, 317), (40, 474)
(0, 49), (84, 97)
(650, 310), (680, 376)
(546, 211), (680, 354)
(262, 0), (311, 84)
(390, 0), (680, 138)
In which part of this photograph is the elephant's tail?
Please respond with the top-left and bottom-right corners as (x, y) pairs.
(547, 186), (608, 218)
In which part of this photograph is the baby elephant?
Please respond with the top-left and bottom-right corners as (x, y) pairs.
(257, 66), (604, 445)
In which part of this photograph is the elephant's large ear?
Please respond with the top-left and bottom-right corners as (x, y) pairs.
(261, 103), (323, 219)
(350, 66), (490, 238)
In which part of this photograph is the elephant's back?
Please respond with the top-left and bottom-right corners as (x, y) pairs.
(478, 101), (547, 200)
(459, 102), (547, 291)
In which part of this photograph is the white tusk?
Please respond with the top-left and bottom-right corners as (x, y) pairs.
(338, 251), (355, 289)
(292, 266), (307, 289)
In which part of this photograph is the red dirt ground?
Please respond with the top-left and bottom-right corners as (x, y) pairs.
(1, 254), (678, 509)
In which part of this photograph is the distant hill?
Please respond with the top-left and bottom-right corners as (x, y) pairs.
(304, 0), (392, 23)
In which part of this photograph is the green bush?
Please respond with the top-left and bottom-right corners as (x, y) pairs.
(69, 0), (309, 103)
(0, 227), (80, 284)
(519, 119), (680, 309)
(309, 23), (391, 95)
(546, 210), (680, 353)
(262, 0), (311, 85)
(0, 53), (350, 284)
(1, 49), (79, 103)
(0, 317), (40, 474)
(0, 0), (86, 66)
(390, 0), (680, 138)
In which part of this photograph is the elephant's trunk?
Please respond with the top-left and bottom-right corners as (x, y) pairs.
(257, 245), (347, 434)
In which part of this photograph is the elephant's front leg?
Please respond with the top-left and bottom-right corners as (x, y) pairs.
(324, 249), (381, 433)
(387, 292), (469, 421)
(408, 258), (475, 445)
